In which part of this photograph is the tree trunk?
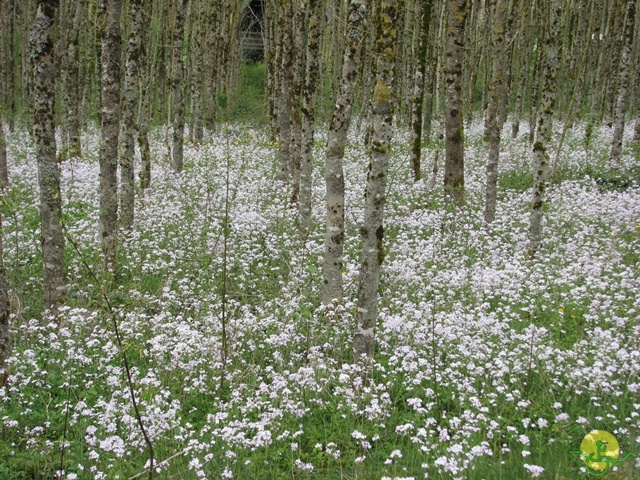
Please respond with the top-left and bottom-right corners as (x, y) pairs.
(299, 0), (322, 235)
(528, 0), (561, 257)
(634, 61), (640, 144)
(0, 118), (7, 275)
(354, 0), (397, 363)
(190, 0), (205, 145)
(609, 0), (635, 164)
(61, 0), (82, 159)
(277, 0), (293, 182)
(119, 0), (143, 230)
(443, 0), (468, 208)
(0, 273), (9, 385)
(409, 0), (434, 182)
(138, 1), (152, 191)
(2, 0), (15, 131)
(483, 0), (508, 225)
(100, 0), (122, 271)
(0, 118), (7, 188)
(31, 0), (65, 308)
(289, 1), (306, 207)
(322, 0), (366, 307)
(171, 0), (188, 172)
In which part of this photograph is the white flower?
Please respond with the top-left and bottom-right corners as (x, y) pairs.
(523, 464), (545, 478)
(294, 459), (314, 472)
(352, 430), (367, 440)
(554, 413), (569, 423)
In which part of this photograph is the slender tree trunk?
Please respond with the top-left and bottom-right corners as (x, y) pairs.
(528, 0), (561, 257)
(119, 0), (143, 230)
(277, 0), (293, 182)
(289, 1), (306, 207)
(634, 62), (640, 144)
(190, 0), (205, 145)
(322, 0), (367, 307)
(263, 1), (278, 141)
(483, 0), (507, 224)
(171, 0), (188, 172)
(138, 0), (152, 190)
(0, 118), (6, 188)
(64, 0), (82, 158)
(3, 0), (15, 131)
(354, 0), (397, 362)
(299, 0), (321, 235)
(32, 0), (65, 308)
(609, 0), (635, 164)
(443, 0), (469, 208)
(409, 0), (434, 182)
(0, 273), (9, 385)
(100, 0), (122, 271)
(0, 118), (7, 275)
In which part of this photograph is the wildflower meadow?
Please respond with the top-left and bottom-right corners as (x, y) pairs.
(0, 119), (639, 479)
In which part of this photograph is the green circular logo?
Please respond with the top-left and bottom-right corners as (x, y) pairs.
(579, 430), (619, 473)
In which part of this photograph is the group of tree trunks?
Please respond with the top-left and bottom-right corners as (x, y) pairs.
(0, 0), (637, 370)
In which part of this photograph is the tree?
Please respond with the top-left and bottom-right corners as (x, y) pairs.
(289, 1), (306, 207)
(443, 0), (468, 208)
(322, 0), (367, 307)
(59, 0), (83, 159)
(354, 0), (397, 362)
(189, 0), (206, 145)
(609, 0), (636, 164)
(31, 0), (65, 308)
(100, 0), (122, 271)
(527, 0), (561, 257)
(298, 0), (322, 234)
(138, 0), (152, 191)
(483, 0), (508, 224)
(2, 0), (15, 131)
(0, 273), (9, 385)
(171, 0), (188, 172)
(409, 0), (434, 182)
(119, 0), (144, 230)
(276, 0), (294, 183)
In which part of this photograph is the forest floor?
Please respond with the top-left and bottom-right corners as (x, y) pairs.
(1, 119), (639, 479)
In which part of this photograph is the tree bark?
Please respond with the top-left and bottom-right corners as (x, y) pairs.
(322, 0), (367, 307)
(277, 0), (294, 182)
(119, 0), (143, 230)
(138, 0), (152, 191)
(527, 0), (561, 257)
(609, 0), (636, 164)
(0, 273), (9, 385)
(31, 0), (65, 308)
(61, 0), (82, 159)
(171, 0), (188, 172)
(190, 0), (205, 145)
(634, 60), (640, 144)
(443, 0), (468, 208)
(409, 0), (434, 182)
(354, 0), (397, 362)
(483, 0), (508, 225)
(100, 0), (122, 271)
(299, 0), (322, 235)
(0, 117), (7, 188)
(2, 0), (15, 131)
(0, 118), (7, 276)
(289, 0), (306, 207)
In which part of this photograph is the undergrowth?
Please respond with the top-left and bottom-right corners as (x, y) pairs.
(0, 120), (638, 479)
